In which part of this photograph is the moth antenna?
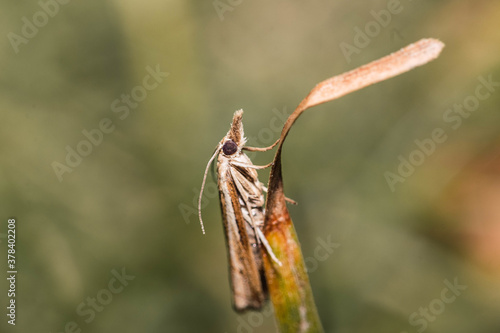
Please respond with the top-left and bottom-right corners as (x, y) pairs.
(198, 146), (220, 235)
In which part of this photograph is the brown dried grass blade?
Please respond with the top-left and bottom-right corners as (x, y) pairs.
(262, 39), (444, 333)
(280, 38), (444, 144)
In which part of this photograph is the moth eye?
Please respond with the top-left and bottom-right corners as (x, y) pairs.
(222, 140), (238, 155)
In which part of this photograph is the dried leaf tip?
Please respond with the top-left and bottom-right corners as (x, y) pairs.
(399, 38), (445, 68)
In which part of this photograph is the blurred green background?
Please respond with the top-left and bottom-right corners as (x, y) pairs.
(1, 1), (500, 332)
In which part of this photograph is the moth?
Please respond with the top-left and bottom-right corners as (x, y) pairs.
(198, 109), (282, 312)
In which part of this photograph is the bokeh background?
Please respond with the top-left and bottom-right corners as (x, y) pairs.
(1, 1), (500, 332)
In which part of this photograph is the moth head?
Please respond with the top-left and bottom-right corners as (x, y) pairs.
(222, 139), (238, 156)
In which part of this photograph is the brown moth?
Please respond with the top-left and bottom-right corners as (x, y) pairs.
(198, 109), (281, 312)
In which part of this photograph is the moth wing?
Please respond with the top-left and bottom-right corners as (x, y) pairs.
(219, 163), (266, 312)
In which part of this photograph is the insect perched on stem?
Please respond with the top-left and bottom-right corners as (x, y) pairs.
(198, 109), (282, 312)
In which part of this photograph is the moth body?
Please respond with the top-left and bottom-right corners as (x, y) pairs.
(216, 110), (267, 311)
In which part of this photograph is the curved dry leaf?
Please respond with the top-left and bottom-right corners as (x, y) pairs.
(262, 38), (445, 333)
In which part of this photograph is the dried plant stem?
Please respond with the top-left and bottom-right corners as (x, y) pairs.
(263, 39), (444, 333)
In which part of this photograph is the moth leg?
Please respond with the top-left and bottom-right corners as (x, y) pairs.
(255, 227), (282, 267)
(243, 139), (279, 152)
(230, 168), (263, 235)
(230, 161), (273, 170)
(261, 184), (298, 205)
(239, 190), (283, 267)
(239, 194), (283, 267)
(230, 171), (282, 267)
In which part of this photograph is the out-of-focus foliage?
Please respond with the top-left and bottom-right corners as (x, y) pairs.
(1, 1), (499, 332)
